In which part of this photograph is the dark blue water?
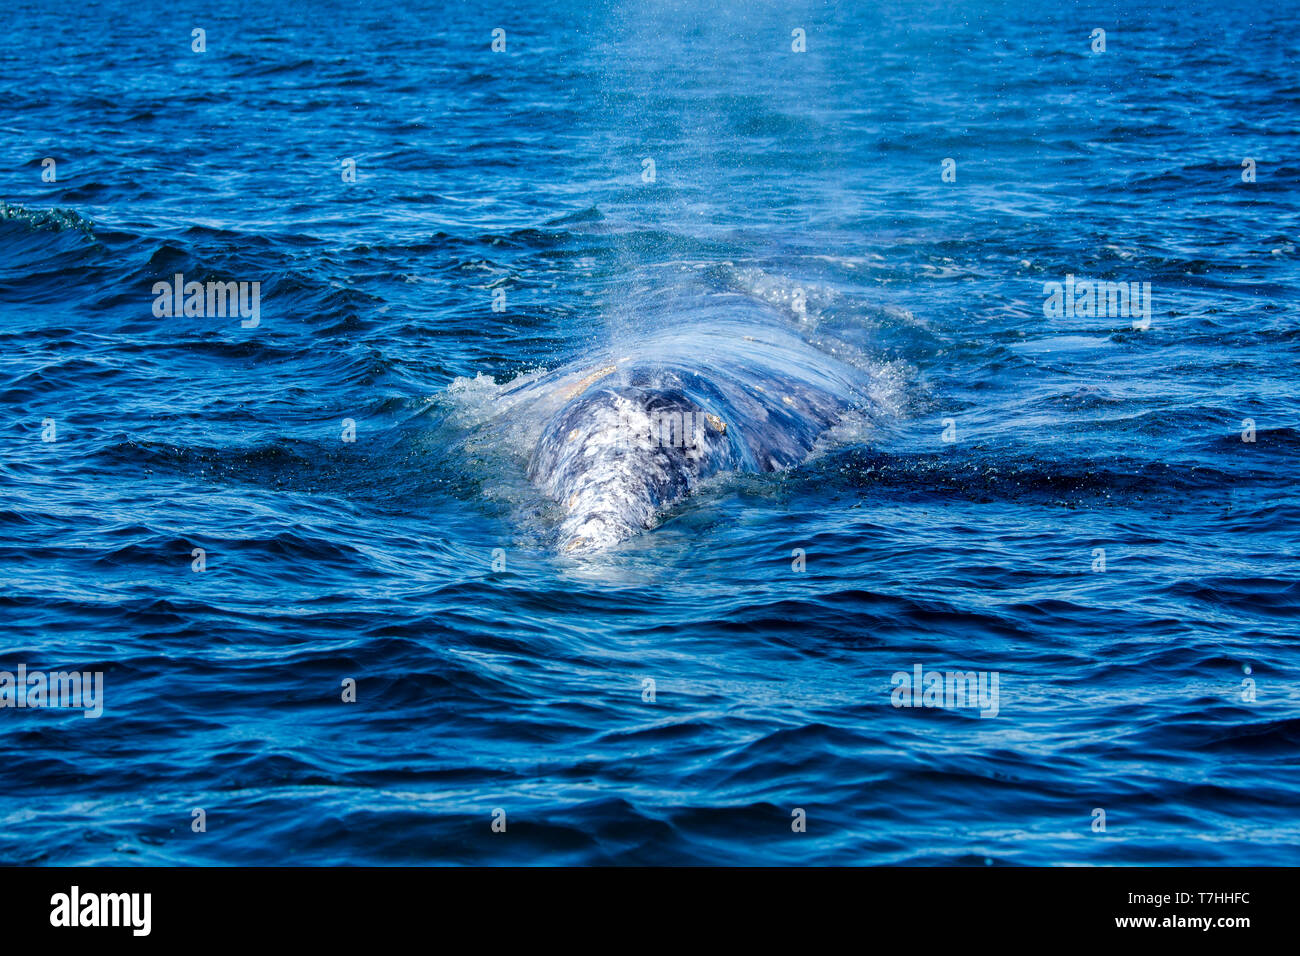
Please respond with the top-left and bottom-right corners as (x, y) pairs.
(2, 0), (1298, 865)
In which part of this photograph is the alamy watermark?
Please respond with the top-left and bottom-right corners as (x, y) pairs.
(50, 886), (150, 936)
(891, 663), (999, 718)
(617, 407), (726, 460)
(152, 272), (261, 327)
(0, 665), (103, 718)
(1043, 274), (1152, 324)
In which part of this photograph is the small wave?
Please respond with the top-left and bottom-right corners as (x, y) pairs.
(0, 200), (93, 234)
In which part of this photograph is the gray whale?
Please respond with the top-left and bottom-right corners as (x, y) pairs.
(493, 307), (871, 553)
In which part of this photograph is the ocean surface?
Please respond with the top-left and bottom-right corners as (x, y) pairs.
(1, 0), (1298, 865)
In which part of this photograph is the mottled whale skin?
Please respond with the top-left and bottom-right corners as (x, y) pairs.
(499, 315), (867, 553)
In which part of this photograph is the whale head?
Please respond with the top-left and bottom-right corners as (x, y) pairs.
(503, 314), (869, 554)
(526, 385), (736, 554)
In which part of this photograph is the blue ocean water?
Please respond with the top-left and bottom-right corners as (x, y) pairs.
(1, 0), (1298, 865)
